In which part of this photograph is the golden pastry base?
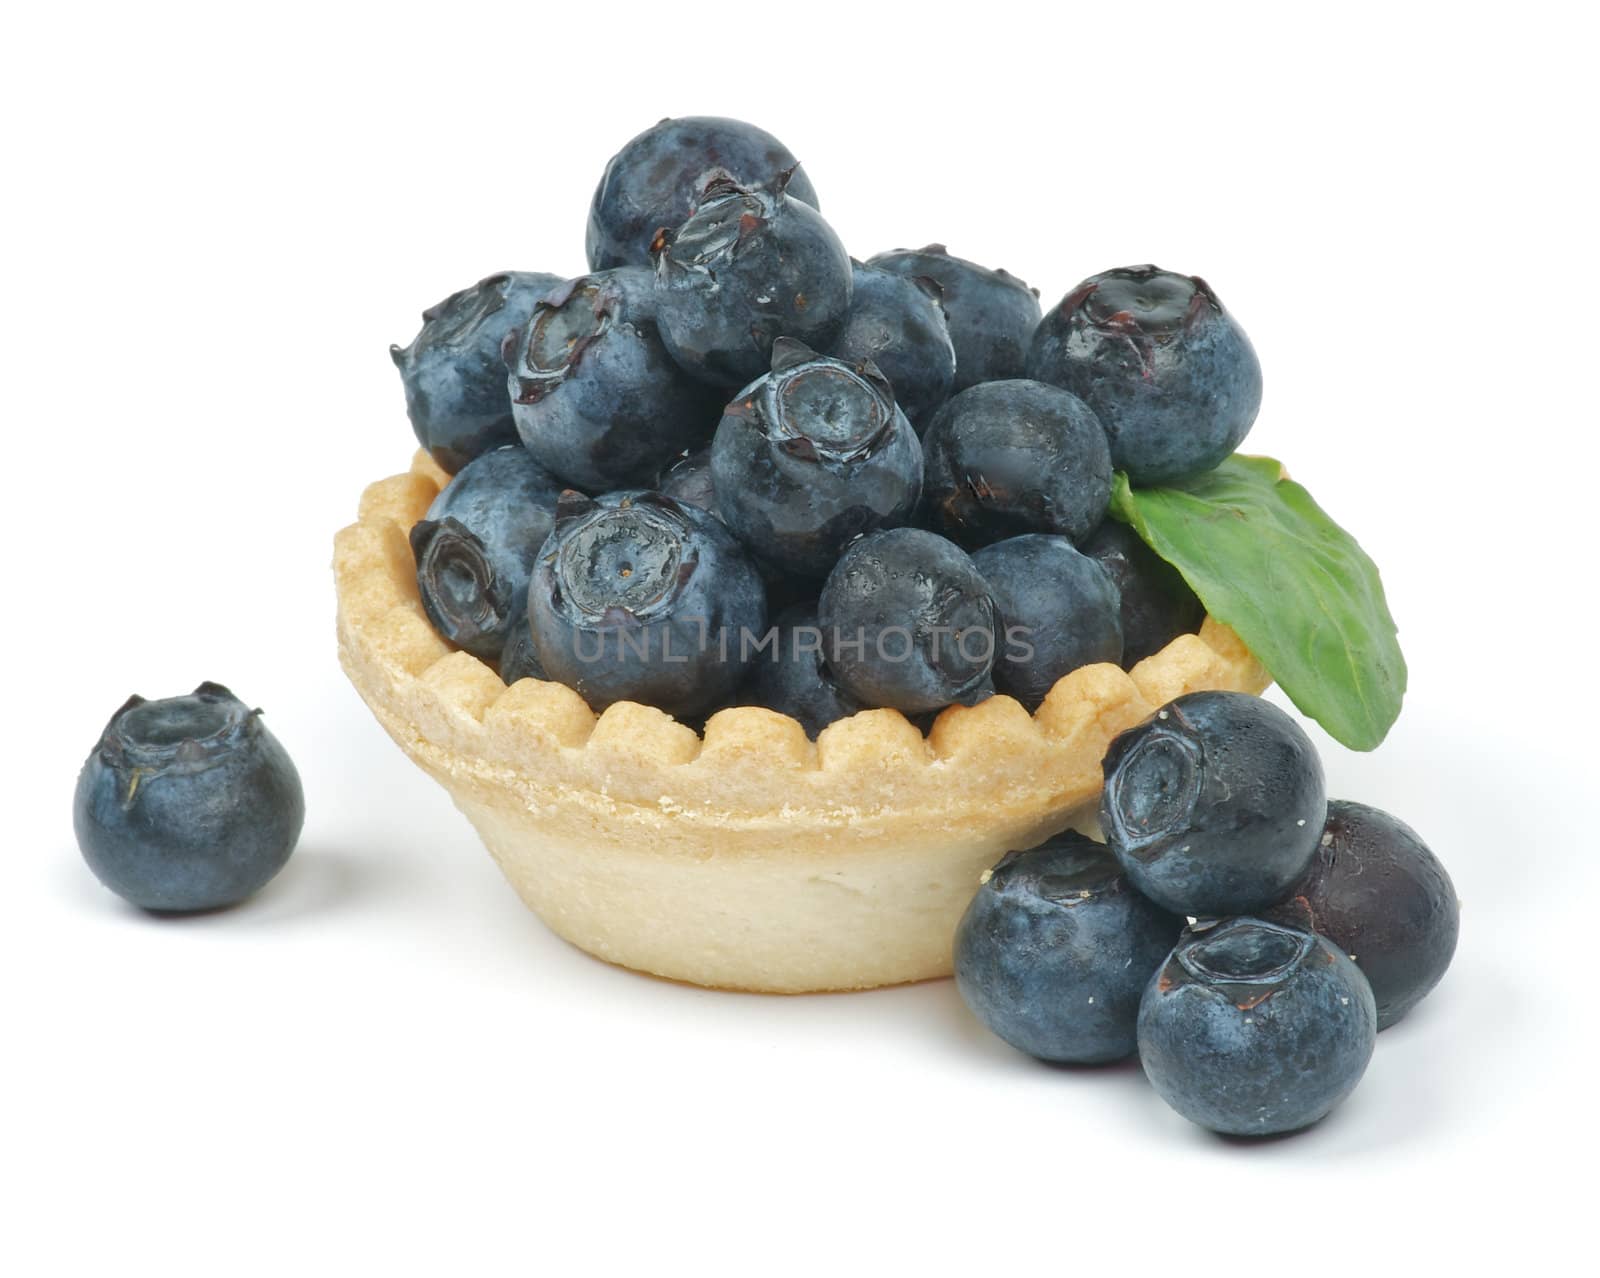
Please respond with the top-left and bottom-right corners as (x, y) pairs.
(334, 451), (1270, 992)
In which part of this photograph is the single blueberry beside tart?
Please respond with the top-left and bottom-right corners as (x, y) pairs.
(744, 602), (866, 738)
(391, 270), (564, 474)
(587, 116), (819, 272)
(1027, 265), (1262, 485)
(410, 445), (566, 663)
(817, 527), (996, 715)
(1264, 800), (1460, 1030)
(866, 244), (1041, 391)
(922, 379), (1113, 548)
(971, 534), (1123, 710)
(507, 268), (722, 491)
(1138, 918), (1377, 1136)
(1100, 691), (1326, 916)
(529, 490), (768, 719)
(710, 339), (923, 578)
(830, 261), (956, 431)
(1081, 521), (1205, 668)
(954, 831), (1184, 1065)
(651, 172), (852, 389)
(74, 684), (305, 912)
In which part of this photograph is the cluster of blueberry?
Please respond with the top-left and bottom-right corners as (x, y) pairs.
(393, 116), (1253, 728)
(956, 691), (1459, 1137)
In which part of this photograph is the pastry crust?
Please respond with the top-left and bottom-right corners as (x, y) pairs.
(334, 452), (1271, 992)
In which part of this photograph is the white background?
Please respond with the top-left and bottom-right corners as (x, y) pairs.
(5, 3), (1595, 1273)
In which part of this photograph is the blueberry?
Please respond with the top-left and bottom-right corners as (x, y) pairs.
(830, 262), (956, 430)
(971, 535), (1122, 710)
(587, 117), (819, 272)
(391, 271), (563, 474)
(507, 268), (721, 491)
(1100, 691), (1326, 916)
(410, 445), (565, 663)
(657, 445), (816, 617)
(498, 612), (547, 685)
(1138, 918), (1377, 1136)
(652, 173), (852, 388)
(744, 602), (865, 738)
(817, 527), (996, 715)
(1081, 521), (1205, 668)
(529, 491), (767, 718)
(866, 244), (1041, 391)
(1265, 801), (1460, 1030)
(955, 831), (1184, 1064)
(711, 339), (923, 578)
(73, 684), (305, 913)
(1027, 266), (1262, 485)
(922, 380), (1113, 549)
(656, 446), (722, 519)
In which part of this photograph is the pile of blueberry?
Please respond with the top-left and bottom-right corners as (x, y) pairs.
(956, 691), (1459, 1137)
(392, 116), (1254, 728)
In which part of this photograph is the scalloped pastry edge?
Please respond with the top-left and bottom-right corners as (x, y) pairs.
(332, 452), (1272, 991)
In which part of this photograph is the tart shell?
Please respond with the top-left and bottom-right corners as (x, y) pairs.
(334, 452), (1271, 993)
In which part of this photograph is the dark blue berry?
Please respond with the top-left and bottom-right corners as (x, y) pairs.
(1265, 801), (1459, 1030)
(1100, 692), (1326, 916)
(866, 244), (1041, 391)
(955, 832), (1184, 1064)
(410, 445), (565, 663)
(73, 684), (305, 913)
(1138, 918), (1377, 1136)
(651, 173), (852, 388)
(529, 491), (767, 718)
(922, 380), (1113, 548)
(1081, 521), (1204, 667)
(656, 446), (722, 519)
(587, 117), (819, 272)
(744, 602), (864, 738)
(1027, 266), (1262, 485)
(508, 268), (721, 491)
(657, 445), (817, 616)
(391, 271), (563, 474)
(498, 612), (547, 685)
(817, 527), (996, 715)
(971, 534), (1122, 710)
(831, 262), (956, 430)
(711, 339), (923, 578)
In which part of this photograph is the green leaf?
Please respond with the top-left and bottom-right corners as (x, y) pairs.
(1109, 456), (1406, 751)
